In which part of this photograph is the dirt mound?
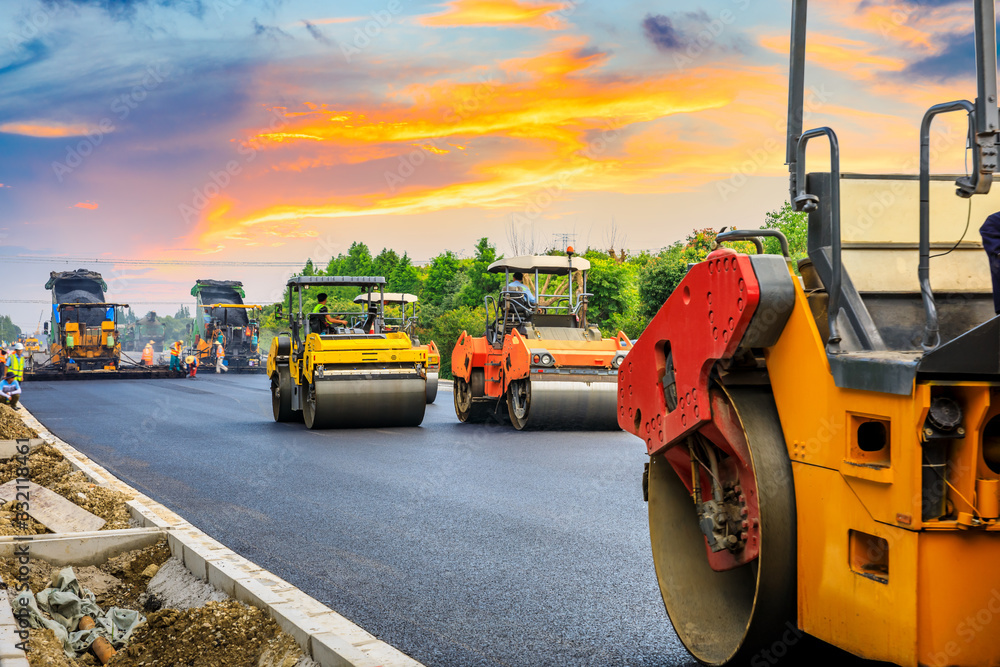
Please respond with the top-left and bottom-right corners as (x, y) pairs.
(113, 600), (303, 667)
(98, 540), (172, 609)
(0, 445), (133, 534)
(0, 403), (38, 439)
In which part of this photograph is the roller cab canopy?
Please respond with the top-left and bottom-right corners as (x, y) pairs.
(286, 276), (387, 288)
(191, 279), (245, 298)
(353, 292), (417, 304)
(487, 255), (590, 274)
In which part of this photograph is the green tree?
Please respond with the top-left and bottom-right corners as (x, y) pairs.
(389, 253), (421, 294)
(0, 315), (20, 343)
(174, 305), (191, 319)
(762, 202), (808, 260)
(459, 238), (503, 308)
(584, 253), (637, 334)
(372, 248), (400, 280)
(423, 251), (461, 307)
(421, 305), (486, 379)
(638, 243), (689, 320)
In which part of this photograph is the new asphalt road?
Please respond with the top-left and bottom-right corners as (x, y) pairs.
(21, 374), (869, 667)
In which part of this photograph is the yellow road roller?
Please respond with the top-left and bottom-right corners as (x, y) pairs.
(617, 1), (1000, 665)
(268, 276), (427, 429)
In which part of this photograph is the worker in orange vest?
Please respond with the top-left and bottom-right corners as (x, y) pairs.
(141, 340), (155, 366)
(169, 340), (183, 373)
(215, 343), (228, 373)
(184, 353), (199, 379)
(0, 347), (6, 378)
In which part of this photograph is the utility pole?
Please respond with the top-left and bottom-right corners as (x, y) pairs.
(552, 232), (577, 251)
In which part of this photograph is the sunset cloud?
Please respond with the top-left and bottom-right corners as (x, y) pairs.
(420, 0), (566, 29)
(0, 121), (100, 138)
(73, 201), (99, 210)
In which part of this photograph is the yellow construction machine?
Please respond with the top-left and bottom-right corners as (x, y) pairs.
(618, 1), (1000, 665)
(352, 291), (440, 403)
(268, 276), (428, 429)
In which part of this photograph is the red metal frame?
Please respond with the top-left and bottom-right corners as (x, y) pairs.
(617, 248), (761, 455)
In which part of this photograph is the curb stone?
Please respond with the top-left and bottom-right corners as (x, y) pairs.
(11, 406), (425, 667)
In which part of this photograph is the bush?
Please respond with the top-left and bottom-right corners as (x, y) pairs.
(420, 305), (486, 379)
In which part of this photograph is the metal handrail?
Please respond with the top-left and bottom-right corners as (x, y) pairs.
(919, 100), (975, 350)
(794, 126), (841, 351)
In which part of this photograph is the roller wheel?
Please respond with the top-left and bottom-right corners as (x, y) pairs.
(507, 379), (530, 430)
(302, 380), (325, 430)
(271, 368), (296, 422)
(426, 372), (439, 404)
(454, 376), (490, 423)
(647, 385), (796, 665)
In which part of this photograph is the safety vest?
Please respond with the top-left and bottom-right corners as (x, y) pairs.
(216, 345), (225, 359)
(170, 343), (181, 357)
(0, 351), (6, 364)
(142, 346), (154, 363)
(8, 354), (24, 381)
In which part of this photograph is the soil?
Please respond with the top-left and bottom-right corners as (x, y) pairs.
(0, 403), (38, 439)
(0, 444), (133, 534)
(6, 541), (309, 667)
(112, 600), (304, 667)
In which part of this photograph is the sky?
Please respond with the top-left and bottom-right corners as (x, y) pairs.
(0, 0), (988, 329)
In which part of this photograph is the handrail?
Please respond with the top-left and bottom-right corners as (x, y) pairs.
(919, 100), (975, 350)
(794, 126), (841, 351)
(715, 231), (764, 256)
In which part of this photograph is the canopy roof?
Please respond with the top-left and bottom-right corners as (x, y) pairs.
(45, 269), (108, 291)
(286, 276), (386, 287)
(487, 255), (590, 274)
(353, 292), (418, 304)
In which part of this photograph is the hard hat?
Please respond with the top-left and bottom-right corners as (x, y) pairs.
(13, 343), (23, 350)
(148, 340), (154, 345)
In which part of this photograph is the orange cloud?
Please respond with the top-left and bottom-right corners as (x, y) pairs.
(420, 0), (566, 29)
(73, 201), (99, 210)
(195, 38), (785, 245)
(0, 121), (99, 138)
(759, 32), (906, 80)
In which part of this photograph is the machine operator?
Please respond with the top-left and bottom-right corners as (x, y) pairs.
(312, 293), (348, 331)
(506, 273), (537, 306)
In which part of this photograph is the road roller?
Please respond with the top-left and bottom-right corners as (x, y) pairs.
(268, 276), (428, 429)
(452, 251), (631, 429)
(353, 291), (440, 403)
(618, 1), (1000, 665)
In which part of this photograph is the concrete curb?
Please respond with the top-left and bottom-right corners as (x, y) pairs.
(10, 408), (425, 667)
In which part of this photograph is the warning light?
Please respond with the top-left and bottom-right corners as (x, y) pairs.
(566, 245), (575, 255)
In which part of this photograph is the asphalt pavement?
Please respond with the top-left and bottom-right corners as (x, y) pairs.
(22, 373), (695, 667)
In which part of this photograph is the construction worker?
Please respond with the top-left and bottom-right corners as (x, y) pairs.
(982, 211), (1000, 313)
(0, 347), (7, 379)
(506, 272), (537, 305)
(0, 371), (20, 410)
(312, 293), (347, 333)
(141, 340), (155, 366)
(169, 340), (183, 373)
(7, 343), (25, 382)
(184, 353), (199, 379)
(215, 343), (228, 373)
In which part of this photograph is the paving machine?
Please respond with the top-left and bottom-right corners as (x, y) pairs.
(452, 252), (630, 429)
(617, 2), (1000, 665)
(353, 292), (440, 403)
(192, 279), (263, 372)
(268, 276), (428, 429)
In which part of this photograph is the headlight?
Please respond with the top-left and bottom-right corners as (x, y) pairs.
(541, 354), (552, 365)
(613, 356), (623, 368)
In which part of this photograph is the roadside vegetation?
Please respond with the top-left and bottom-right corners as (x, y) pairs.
(254, 202), (807, 378)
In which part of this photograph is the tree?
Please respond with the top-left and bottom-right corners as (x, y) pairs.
(372, 248), (400, 281)
(638, 243), (689, 320)
(420, 305), (486, 378)
(0, 315), (20, 343)
(174, 305), (191, 319)
(584, 253), (638, 334)
(389, 253), (421, 294)
(762, 202), (808, 260)
(423, 251), (461, 307)
(459, 238), (503, 308)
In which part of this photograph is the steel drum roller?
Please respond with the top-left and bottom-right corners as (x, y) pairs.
(508, 374), (619, 430)
(425, 371), (439, 404)
(303, 375), (426, 429)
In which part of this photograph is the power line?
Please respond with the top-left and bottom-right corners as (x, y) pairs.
(5, 256), (305, 267)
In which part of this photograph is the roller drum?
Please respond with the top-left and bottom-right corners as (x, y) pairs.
(426, 371), (439, 404)
(508, 374), (619, 430)
(303, 375), (426, 429)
